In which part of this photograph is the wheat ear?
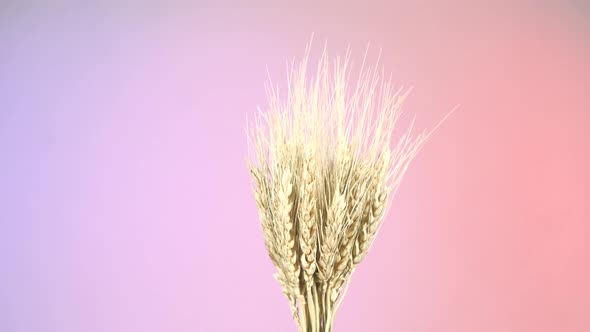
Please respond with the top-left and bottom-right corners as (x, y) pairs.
(299, 149), (318, 289)
(352, 149), (390, 266)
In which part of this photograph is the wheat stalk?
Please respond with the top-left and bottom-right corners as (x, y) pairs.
(247, 39), (453, 332)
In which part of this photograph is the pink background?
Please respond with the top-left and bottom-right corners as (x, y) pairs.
(1, 2), (589, 331)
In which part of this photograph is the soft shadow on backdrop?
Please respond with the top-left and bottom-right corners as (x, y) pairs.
(1, 2), (589, 332)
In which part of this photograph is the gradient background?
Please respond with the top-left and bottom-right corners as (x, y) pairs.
(1, 1), (589, 331)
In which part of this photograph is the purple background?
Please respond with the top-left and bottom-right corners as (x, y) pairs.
(1, 2), (589, 331)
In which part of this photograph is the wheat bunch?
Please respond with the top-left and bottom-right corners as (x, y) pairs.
(247, 40), (453, 332)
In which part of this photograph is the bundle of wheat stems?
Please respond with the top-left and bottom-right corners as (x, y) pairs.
(247, 42), (452, 332)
